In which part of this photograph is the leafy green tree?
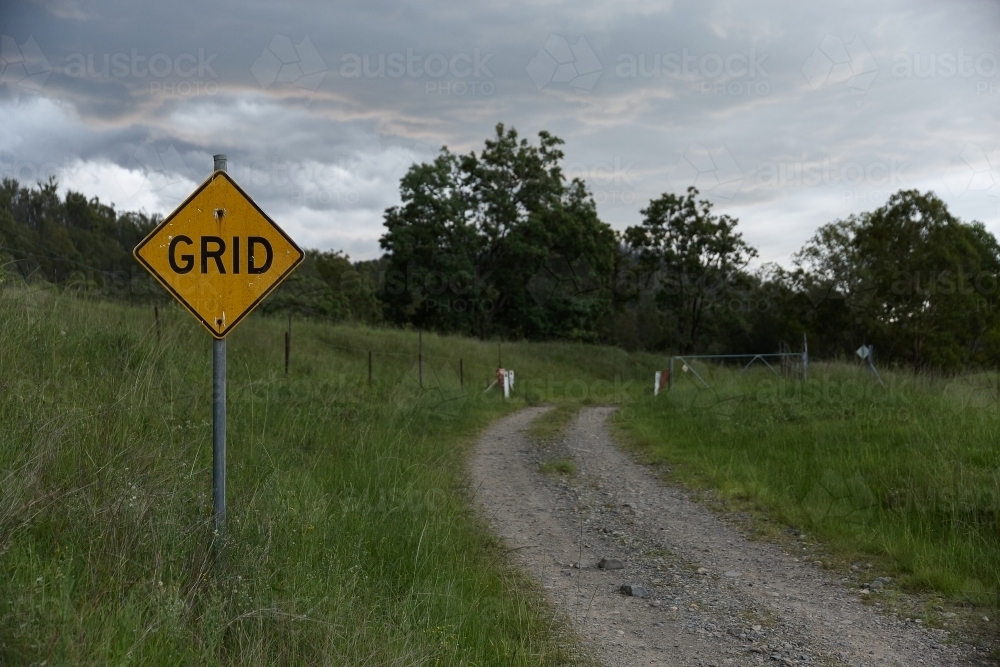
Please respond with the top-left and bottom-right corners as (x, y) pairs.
(380, 152), (480, 332)
(379, 124), (616, 340)
(265, 250), (382, 323)
(345, 257), (388, 324)
(0, 177), (159, 297)
(793, 190), (1000, 369)
(622, 187), (758, 353)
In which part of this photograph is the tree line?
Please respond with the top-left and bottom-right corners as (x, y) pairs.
(0, 176), (382, 320)
(3, 124), (999, 372)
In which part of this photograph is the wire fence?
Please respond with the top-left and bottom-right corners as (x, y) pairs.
(0, 264), (511, 395)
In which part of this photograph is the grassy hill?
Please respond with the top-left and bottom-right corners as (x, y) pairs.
(0, 283), (663, 666)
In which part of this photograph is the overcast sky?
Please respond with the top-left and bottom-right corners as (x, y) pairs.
(1, 0), (998, 264)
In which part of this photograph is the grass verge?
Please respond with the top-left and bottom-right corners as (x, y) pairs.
(615, 359), (1000, 631)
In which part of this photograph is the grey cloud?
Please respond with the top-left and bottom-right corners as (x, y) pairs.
(0, 0), (997, 260)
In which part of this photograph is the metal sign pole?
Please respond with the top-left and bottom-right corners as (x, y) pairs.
(134, 151), (304, 540)
(212, 153), (227, 535)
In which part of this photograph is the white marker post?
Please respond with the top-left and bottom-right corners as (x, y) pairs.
(503, 370), (510, 399)
(654, 371), (661, 396)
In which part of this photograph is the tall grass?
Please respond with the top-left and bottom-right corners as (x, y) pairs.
(619, 359), (1000, 605)
(0, 284), (658, 665)
(18, 277), (999, 661)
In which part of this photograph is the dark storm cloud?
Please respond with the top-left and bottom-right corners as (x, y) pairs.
(0, 0), (998, 258)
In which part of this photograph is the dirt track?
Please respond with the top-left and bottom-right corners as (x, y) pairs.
(469, 406), (979, 667)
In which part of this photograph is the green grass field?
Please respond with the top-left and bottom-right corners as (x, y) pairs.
(0, 284), (659, 666)
(7, 279), (1000, 663)
(618, 359), (1000, 611)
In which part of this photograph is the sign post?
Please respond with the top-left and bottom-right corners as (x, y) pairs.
(134, 154), (304, 535)
(856, 343), (885, 387)
(212, 154), (228, 534)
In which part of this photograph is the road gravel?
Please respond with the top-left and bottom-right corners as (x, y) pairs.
(469, 406), (981, 667)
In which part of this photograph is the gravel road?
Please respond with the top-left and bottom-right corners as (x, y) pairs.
(469, 406), (982, 667)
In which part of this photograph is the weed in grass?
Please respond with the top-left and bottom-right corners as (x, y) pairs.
(527, 404), (580, 444)
(539, 459), (577, 477)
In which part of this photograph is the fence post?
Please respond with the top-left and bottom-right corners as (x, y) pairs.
(802, 332), (809, 382)
(284, 311), (291, 375)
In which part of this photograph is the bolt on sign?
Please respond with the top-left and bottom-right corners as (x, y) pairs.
(134, 170), (304, 337)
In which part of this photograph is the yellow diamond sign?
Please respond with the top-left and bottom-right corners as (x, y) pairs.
(134, 170), (304, 338)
